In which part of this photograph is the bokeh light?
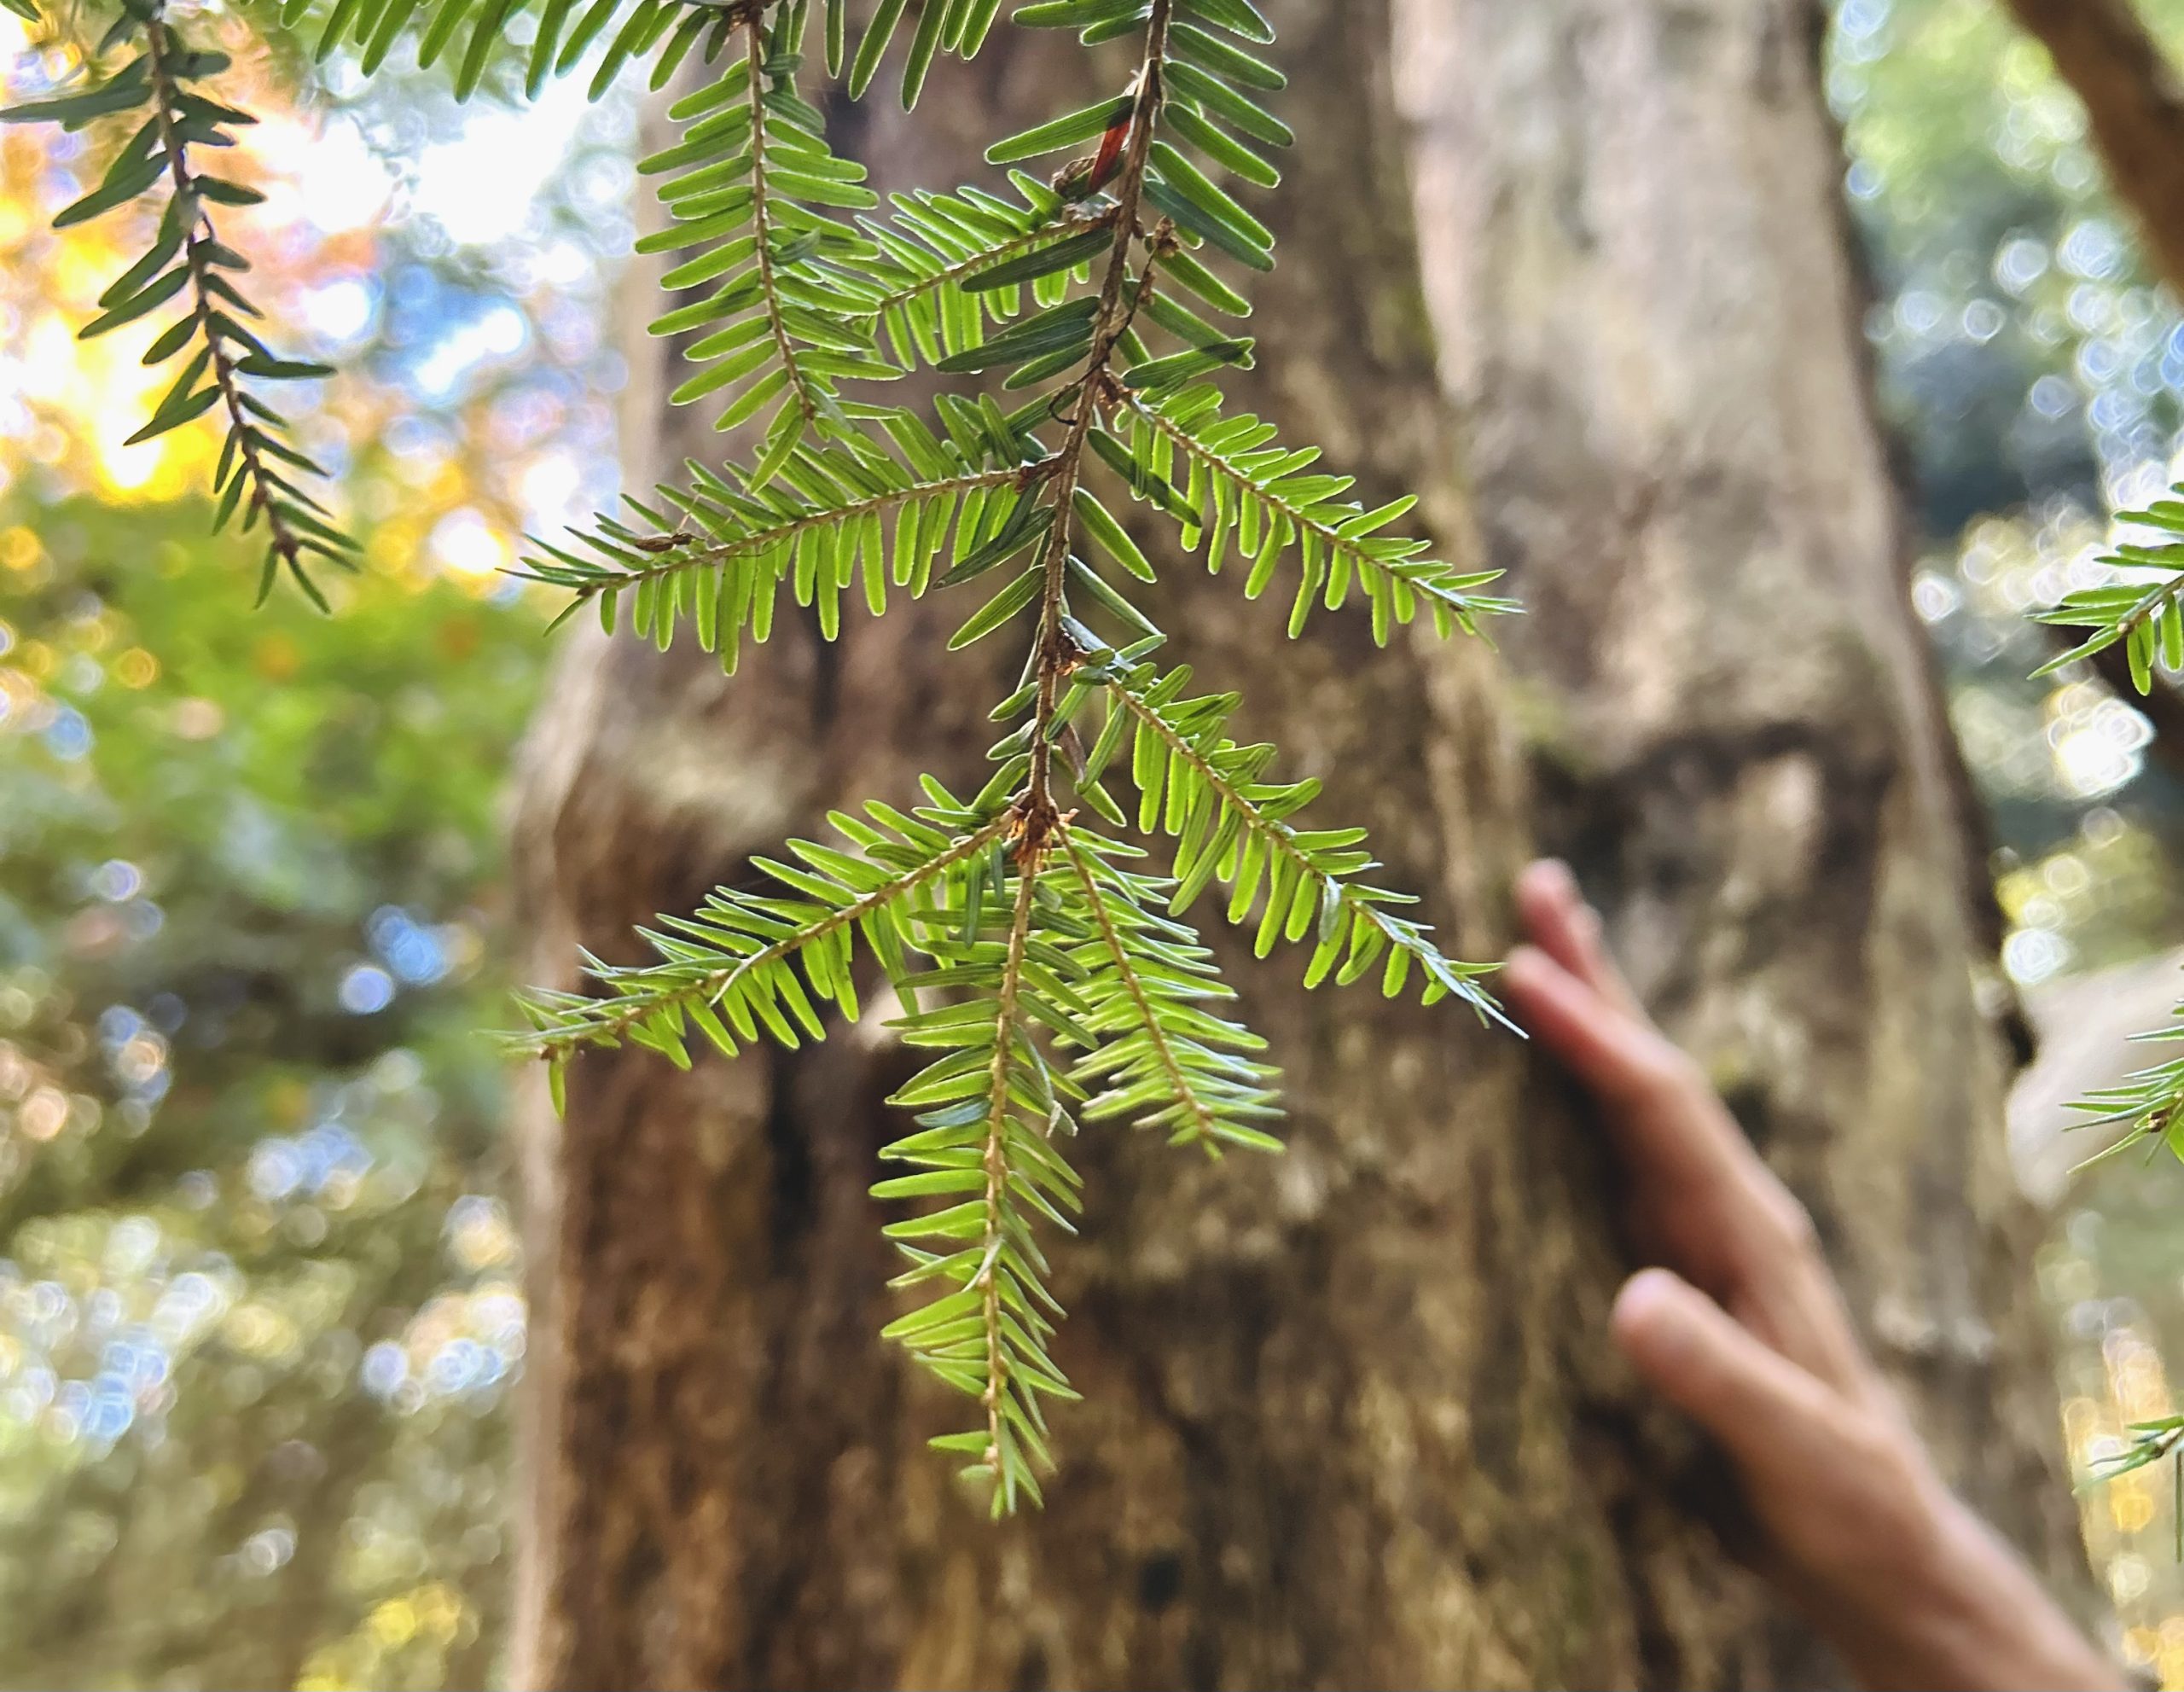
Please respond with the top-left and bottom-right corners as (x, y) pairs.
(1838, 4), (2184, 1678)
(0, 0), (630, 1680)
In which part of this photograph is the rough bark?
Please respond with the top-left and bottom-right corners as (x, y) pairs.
(1403, 0), (2081, 1580)
(2002, 0), (2184, 298)
(504, 2), (2084, 1685)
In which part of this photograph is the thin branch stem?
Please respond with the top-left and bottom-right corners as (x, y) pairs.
(863, 208), (1118, 319)
(745, 17), (818, 427)
(535, 467), (1043, 592)
(1060, 831), (1217, 1149)
(535, 815), (1011, 1055)
(142, 11), (302, 578)
(1106, 677), (1492, 1003)
(1124, 396), (1484, 618)
(1021, 0), (1174, 841)
(977, 858), (1041, 1478)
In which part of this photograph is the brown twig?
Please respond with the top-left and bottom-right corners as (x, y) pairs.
(1020, 0), (1175, 853)
(975, 858), (1040, 1482)
(744, 16), (818, 426)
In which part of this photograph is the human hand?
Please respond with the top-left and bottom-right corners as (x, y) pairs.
(1502, 860), (2117, 1692)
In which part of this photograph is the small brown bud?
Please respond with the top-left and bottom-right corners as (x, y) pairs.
(1051, 154), (1102, 202)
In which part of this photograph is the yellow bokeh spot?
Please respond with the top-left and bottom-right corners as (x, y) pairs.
(0, 526), (40, 570)
(113, 648), (158, 689)
(2159, 1617), (2184, 1690)
(2112, 1480), (2158, 1536)
(254, 633), (301, 682)
(414, 1580), (466, 1643)
(368, 1597), (417, 1650)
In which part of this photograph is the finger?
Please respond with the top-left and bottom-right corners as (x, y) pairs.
(1732, 1236), (1879, 1404)
(1515, 859), (1645, 1018)
(1503, 945), (1734, 1185)
(1507, 945), (1760, 1212)
(1612, 1268), (1844, 1481)
(1505, 946), (1839, 1294)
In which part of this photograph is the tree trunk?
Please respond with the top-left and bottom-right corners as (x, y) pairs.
(2001, 0), (2184, 297)
(504, 2), (2086, 1685)
(1403, 0), (2085, 1595)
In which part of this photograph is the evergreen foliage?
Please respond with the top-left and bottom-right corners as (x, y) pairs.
(2036, 486), (2184, 695)
(2036, 485), (2184, 1503)
(2035, 485), (2184, 1174)
(1, 0), (356, 604)
(7, 0), (1518, 1512)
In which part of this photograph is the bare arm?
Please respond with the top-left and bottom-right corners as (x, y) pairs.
(1503, 860), (2117, 1692)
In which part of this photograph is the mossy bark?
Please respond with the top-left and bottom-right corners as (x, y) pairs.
(504, 3), (2084, 1684)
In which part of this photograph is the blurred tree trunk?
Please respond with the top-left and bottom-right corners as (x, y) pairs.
(503, 1), (2086, 1685)
(2001, 0), (2184, 294)
(2001, 0), (2184, 754)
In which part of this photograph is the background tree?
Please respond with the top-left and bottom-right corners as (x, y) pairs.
(2003, 0), (2184, 296)
(0, 493), (536, 1690)
(0, 35), (621, 1687)
(505, 1), (2086, 1685)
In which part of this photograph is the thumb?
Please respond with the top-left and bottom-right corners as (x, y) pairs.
(1612, 1267), (1841, 1477)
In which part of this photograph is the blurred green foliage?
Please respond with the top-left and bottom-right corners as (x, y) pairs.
(1838, 0), (2184, 533)
(1835, 0), (2184, 927)
(0, 491), (541, 1688)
